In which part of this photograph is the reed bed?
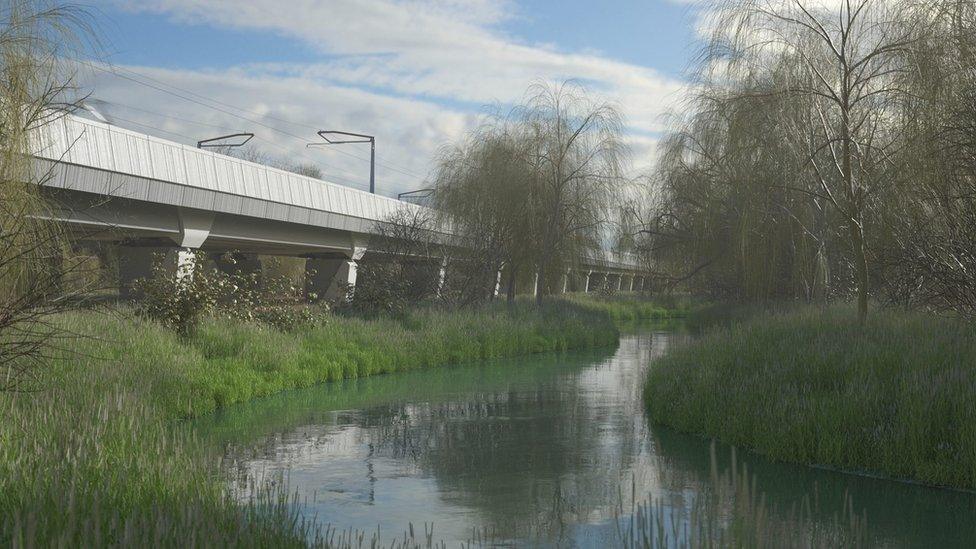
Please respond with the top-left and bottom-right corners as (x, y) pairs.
(645, 305), (976, 490)
(0, 301), (617, 546)
(564, 293), (700, 322)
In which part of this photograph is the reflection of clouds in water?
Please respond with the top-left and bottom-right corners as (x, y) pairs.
(221, 332), (689, 546)
(228, 416), (487, 543)
(213, 328), (974, 548)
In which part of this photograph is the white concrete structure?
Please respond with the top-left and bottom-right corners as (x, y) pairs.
(30, 113), (644, 297)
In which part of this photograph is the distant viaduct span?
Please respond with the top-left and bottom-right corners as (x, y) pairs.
(31, 114), (647, 298)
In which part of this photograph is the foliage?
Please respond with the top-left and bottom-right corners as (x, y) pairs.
(0, 1), (95, 389)
(645, 305), (976, 489)
(640, 0), (976, 320)
(346, 207), (444, 315)
(133, 250), (318, 336)
(564, 292), (700, 322)
(433, 80), (626, 305)
(0, 379), (317, 547)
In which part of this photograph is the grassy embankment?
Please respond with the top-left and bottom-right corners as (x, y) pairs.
(0, 301), (617, 546)
(565, 292), (699, 322)
(645, 306), (976, 490)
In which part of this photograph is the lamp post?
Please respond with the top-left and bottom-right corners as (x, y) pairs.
(308, 130), (375, 194)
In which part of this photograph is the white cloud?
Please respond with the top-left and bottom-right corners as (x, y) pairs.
(88, 0), (690, 194)
(81, 63), (478, 195)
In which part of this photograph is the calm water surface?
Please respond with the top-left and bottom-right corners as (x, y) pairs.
(193, 326), (976, 547)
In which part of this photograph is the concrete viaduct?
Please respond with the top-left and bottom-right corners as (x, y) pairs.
(30, 113), (647, 299)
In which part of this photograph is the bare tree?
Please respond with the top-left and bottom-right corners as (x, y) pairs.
(350, 206), (444, 314)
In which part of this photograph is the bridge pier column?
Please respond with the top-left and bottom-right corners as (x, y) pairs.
(628, 275), (634, 292)
(305, 257), (353, 302)
(305, 245), (366, 303)
(436, 257), (448, 298)
(593, 272), (607, 292)
(118, 245), (192, 299)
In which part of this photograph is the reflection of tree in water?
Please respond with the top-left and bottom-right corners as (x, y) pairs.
(355, 335), (666, 542)
(649, 423), (976, 547)
(210, 328), (976, 548)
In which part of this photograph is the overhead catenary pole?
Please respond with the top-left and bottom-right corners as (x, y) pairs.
(308, 130), (376, 194)
(369, 137), (375, 194)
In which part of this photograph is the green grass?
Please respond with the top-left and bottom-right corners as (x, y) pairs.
(645, 305), (976, 490)
(564, 292), (701, 322)
(0, 301), (618, 546)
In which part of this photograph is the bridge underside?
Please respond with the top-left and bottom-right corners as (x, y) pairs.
(41, 189), (647, 302)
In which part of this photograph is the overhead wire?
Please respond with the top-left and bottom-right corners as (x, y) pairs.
(94, 99), (369, 186)
(80, 60), (430, 183)
(86, 103), (370, 189)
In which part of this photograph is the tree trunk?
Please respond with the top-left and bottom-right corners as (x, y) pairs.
(852, 219), (869, 324)
(840, 86), (868, 324)
(535, 262), (546, 306)
(506, 265), (517, 304)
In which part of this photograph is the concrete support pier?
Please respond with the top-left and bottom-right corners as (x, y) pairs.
(305, 244), (366, 302)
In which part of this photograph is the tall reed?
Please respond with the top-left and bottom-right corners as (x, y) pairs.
(646, 305), (976, 489)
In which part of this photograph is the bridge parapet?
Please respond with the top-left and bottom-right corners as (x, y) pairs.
(31, 113), (424, 236)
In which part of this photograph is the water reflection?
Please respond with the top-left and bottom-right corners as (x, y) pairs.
(194, 327), (976, 547)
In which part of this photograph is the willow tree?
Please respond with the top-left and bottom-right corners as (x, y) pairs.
(877, 0), (976, 313)
(520, 81), (625, 305)
(0, 1), (92, 388)
(434, 81), (625, 305)
(433, 117), (535, 304)
(703, 0), (926, 321)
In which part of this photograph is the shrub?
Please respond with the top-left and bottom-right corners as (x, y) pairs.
(134, 251), (319, 336)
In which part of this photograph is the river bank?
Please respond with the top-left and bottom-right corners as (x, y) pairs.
(0, 300), (618, 546)
(564, 292), (699, 322)
(645, 305), (976, 490)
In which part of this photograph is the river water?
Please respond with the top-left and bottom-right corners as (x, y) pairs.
(193, 326), (976, 547)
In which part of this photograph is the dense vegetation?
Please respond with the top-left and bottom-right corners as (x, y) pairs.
(634, 0), (976, 321)
(0, 302), (618, 546)
(431, 81), (626, 305)
(565, 292), (699, 322)
(646, 306), (976, 489)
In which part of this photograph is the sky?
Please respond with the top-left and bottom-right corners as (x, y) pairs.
(79, 0), (703, 197)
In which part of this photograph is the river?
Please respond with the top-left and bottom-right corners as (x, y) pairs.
(192, 325), (976, 547)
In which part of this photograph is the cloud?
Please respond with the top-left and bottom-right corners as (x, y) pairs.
(81, 62), (478, 196)
(89, 1), (690, 194)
